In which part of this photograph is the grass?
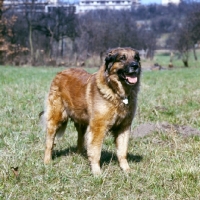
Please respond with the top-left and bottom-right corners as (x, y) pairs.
(154, 49), (200, 68)
(141, 49), (200, 69)
(0, 65), (200, 199)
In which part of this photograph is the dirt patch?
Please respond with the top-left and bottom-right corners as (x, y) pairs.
(131, 121), (200, 138)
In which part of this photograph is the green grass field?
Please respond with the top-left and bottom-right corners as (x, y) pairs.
(0, 65), (200, 199)
(140, 49), (200, 69)
(154, 49), (200, 68)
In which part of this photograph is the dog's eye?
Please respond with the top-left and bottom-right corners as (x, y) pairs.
(120, 55), (126, 60)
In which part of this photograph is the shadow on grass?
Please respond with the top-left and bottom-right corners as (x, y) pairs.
(52, 146), (143, 166)
(52, 146), (77, 160)
(100, 151), (143, 167)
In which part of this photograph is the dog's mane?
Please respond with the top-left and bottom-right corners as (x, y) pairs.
(95, 64), (120, 103)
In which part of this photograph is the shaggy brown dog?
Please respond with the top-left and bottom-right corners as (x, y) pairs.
(43, 47), (141, 175)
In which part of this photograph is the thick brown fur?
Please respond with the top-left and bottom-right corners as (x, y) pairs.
(43, 47), (141, 175)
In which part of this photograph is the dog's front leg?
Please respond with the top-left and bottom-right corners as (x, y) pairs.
(115, 128), (130, 172)
(86, 125), (106, 175)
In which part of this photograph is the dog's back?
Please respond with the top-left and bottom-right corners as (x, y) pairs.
(47, 68), (91, 124)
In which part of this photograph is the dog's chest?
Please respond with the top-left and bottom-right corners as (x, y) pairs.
(111, 103), (133, 127)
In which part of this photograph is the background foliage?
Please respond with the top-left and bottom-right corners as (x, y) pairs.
(0, 0), (200, 67)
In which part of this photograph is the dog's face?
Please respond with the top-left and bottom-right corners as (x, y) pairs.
(105, 47), (141, 86)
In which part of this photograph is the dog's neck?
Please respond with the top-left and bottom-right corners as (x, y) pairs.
(96, 65), (131, 103)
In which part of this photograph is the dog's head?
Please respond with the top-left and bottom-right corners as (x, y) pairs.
(105, 47), (141, 86)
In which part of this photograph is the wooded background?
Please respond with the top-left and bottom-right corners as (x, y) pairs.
(0, 0), (200, 67)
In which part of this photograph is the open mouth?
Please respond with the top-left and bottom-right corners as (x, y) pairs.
(124, 73), (138, 85)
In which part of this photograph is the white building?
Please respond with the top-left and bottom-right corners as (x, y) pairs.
(48, 0), (58, 4)
(4, 0), (140, 14)
(4, 0), (49, 4)
(162, 0), (181, 5)
(77, 0), (140, 13)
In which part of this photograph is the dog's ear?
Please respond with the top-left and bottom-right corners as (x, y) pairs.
(105, 52), (118, 71)
(134, 52), (140, 63)
(131, 49), (140, 63)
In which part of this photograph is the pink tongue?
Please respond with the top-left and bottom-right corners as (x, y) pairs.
(126, 76), (138, 84)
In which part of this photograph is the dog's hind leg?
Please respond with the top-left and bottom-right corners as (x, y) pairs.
(44, 119), (68, 164)
(74, 123), (87, 154)
(44, 120), (58, 164)
(56, 120), (68, 139)
(44, 93), (67, 164)
(54, 120), (68, 144)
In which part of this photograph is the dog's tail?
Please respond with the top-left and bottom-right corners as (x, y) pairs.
(39, 110), (66, 142)
(39, 110), (47, 132)
(39, 111), (44, 118)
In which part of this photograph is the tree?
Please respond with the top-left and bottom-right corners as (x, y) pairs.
(77, 10), (141, 62)
(0, 0), (28, 65)
(0, 0), (7, 64)
(174, 26), (192, 67)
(187, 3), (200, 60)
(138, 25), (157, 59)
(22, 0), (43, 65)
(34, 7), (78, 59)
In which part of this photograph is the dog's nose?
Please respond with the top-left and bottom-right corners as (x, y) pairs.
(127, 61), (139, 74)
(130, 61), (139, 69)
(124, 61), (140, 75)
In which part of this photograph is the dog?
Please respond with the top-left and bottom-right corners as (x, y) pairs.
(43, 47), (141, 175)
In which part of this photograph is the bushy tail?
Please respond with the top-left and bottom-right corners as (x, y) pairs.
(39, 110), (46, 132)
(39, 111), (44, 118)
(39, 110), (67, 141)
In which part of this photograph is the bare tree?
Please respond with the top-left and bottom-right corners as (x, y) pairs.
(35, 7), (78, 60)
(187, 3), (200, 60)
(77, 10), (141, 63)
(22, 0), (43, 65)
(138, 25), (157, 60)
(174, 26), (191, 67)
(0, 0), (29, 64)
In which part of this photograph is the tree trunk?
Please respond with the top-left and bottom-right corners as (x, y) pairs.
(170, 51), (173, 62)
(182, 59), (189, 67)
(0, 0), (3, 19)
(193, 45), (197, 60)
(181, 51), (189, 67)
(48, 32), (54, 59)
(61, 36), (64, 58)
(29, 24), (34, 65)
(0, 0), (3, 64)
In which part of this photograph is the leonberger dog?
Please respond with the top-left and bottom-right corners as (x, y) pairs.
(43, 47), (141, 175)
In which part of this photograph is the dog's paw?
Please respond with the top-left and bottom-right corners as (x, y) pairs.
(119, 159), (130, 173)
(44, 155), (51, 164)
(91, 163), (101, 176)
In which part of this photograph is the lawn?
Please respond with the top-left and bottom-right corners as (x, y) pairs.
(141, 49), (200, 69)
(154, 49), (200, 68)
(0, 65), (200, 199)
